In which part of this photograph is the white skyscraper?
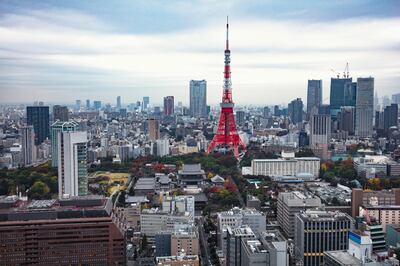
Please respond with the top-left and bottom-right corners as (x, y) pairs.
(355, 77), (374, 138)
(156, 138), (169, 157)
(21, 126), (36, 166)
(58, 131), (88, 198)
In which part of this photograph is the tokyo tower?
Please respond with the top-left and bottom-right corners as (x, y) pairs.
(207, 17), (246, 159)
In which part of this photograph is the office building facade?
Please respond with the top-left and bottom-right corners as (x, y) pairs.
(295, 210), (353, 266)
(288, 98), (303, 124)
(53, 105), (69, 122)
(307, 80), (322, 118)
(58, 131), (88, 198)
(355, 77), (374, 138)
(277, 191), (322, 238)
(164, 96), (174, 116)
(338, 106), (355, 135)
(330, 77), (353, 118)
(143, 96), (150, 110)
(147, 118), (160, 141)
(27, 106), (50, 145)
(190, 80), (207, 118)
(51, 121), (77, 167)
(309, 113), (331, 159)
(0, 197), (125, 265)
(384, 103), (398, 134)
(21, 125), (36, 166)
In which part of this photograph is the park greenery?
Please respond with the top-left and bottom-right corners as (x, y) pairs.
(0, 162), (57, 199)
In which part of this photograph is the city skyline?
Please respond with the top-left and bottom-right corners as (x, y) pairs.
(1, 1), (399, 105)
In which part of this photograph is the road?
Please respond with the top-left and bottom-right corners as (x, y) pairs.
(198, 217), (212, 266)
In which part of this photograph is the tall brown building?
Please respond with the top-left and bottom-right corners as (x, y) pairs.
(163, 96), (174, 116)
(351, 188), (400, 217)
(0, 196), (125, 265)
(147, 118), (160, 141)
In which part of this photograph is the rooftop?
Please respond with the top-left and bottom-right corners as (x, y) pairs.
(324, 250), (362, 265)
(0, 196), (110, 223)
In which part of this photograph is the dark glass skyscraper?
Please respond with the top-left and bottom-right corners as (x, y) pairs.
(53, 105), (69, 122)
(384, 104), (399, 134)
(344, 82), (357, 106)
(288, 98), (303, 124)
(27, 106), (50, 145)
(329, 77), (352, 118)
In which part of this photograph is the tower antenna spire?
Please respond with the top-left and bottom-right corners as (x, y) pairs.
(226, 16), (229, 50)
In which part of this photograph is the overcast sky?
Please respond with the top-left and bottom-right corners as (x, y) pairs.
(0, 0), (399, 106)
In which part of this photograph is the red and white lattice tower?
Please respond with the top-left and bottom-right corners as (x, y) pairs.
(207, 17), (246, 159)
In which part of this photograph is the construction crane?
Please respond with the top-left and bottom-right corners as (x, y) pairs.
(331, 69), (340, 78)
(343, 62), (349, 78)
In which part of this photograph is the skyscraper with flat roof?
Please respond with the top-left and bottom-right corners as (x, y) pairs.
(116, 96), (121, 109)
(21, 125), (36, 166)
(27, 106), (50, 145)
(307, 79), (322, 118)
(163, 96), (174, 116)
(330, 77), (352, 118)
(147, 118), (160, 141)
(288, 98), (303, 124)
(295, 209), (353, 266)
(53, 105), (69, 122)
(143, 96), (150, 111)
(190, 80), (207, 118)
(355, 77), (374, 138)
(384, 103), (398, 134)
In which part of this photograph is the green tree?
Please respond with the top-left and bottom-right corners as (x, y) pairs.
(28, 181), (50, 199)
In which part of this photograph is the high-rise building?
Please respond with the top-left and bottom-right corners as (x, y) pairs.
(157, 138), (170, 157)
(21, 126), (36, 166)
(53, 105), (69, 122)
(295, 209), (353, 266)
(338, 106), (355, 135)
(226, 226), (256, 266)
(27, 106), (50, 145)
(189, 80), (207, 118)
(116, 96), (121, 109)
(143, 96), (150, 111)
(93, 100), (102, 110)
(344, 82), (357, 106)
(58, 131), (88, 198)
(0, 197), (125, 265)
(384, 103), (398, 134)
(163, 96), (174, 116)
(236, 111), (245, 125)
(393, 93), (400, 106)
(288, 98), (303, 124)
(355, 77), (374, 138)
(75, 99), (81, 110)
(263, 106), (270, 118)
(147, 118), (160, 141)
(241, 230), (288, 266)
(310, 113), (331, 160)
(51, 121), (77, 167)
(86, 99), (90, 109)
(274, 105), (280, 116)
(307, 80), (322, 118)
(330, 77), (353, 118)
(277, 191), (322, 238)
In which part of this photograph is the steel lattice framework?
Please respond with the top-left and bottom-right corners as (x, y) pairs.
(207, 18), (246, 159)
